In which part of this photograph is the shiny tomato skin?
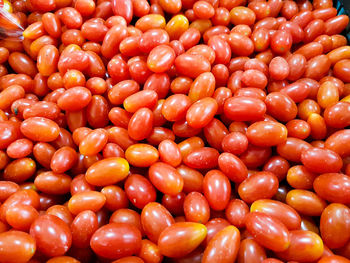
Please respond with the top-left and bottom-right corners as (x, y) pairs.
(20, 117), (60, 142)
(245, 212), (290, 252)
(250, 199), (301, 230)
(125, 174), (157, 209)
(30, 214), (72, 257)
(71, 210), (98, 249)
(238, 171), (279, 204)
(202, 226), (240, 263)
(184, 192), (210, 224)
(237, 238), (267, 263)
(141, 202), (175, 243)
(0, 230), (36, 263)
(218, 152), (248, 183)
(174, 53), (211, 79)
(225, 199), (249, 228)
(203, 170), (231, 211)
(186, 97), (218, 129)
(158, 222), (207, 258)
(85, 157), (129, 186)
(148, 162), (184, 195)
(320, 203), (350, 249)
(275, 230), (324, 262)
(246, 121), (287, 147)
(301, 148), (342, 174)
(313, 173), (350, 204)
(183, 147), (219, 169)
(224, 97), (266, 122)
(90, 223), (142, 260)
(325, 129), (350, 157)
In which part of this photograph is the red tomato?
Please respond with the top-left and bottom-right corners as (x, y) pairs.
(90, 223), (142, 259)
(158, 222), (207, 258)
(30, 214), (72, 257)
(245, 212), (290, 252)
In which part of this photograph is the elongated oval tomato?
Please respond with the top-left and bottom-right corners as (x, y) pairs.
(203, 170), (231, 211)
(141, 202), (175, 243)
(224, 97), (266, 121)
(313, 173), (350, 204)
(158, 222), (207, 258)
(148, 162), (183, 195)
(202, 226), (240, 263)
(320, 203), (350, 249)
(238, 171), (279, 203)
(30, 214), (72, 257)
(301, 148), (342, 173)
(20, 117), (60, 142)
(184, 192), (210, 224)
(276, 230), (324, 262)
(245, 212), (290, 252)
(186, 97), (218, 129)
(68, 191), (106, 215)
(0, 231), (36, 263)
(85, 157), (129, 186)
(246, 121), (288, 147)
(90, 223), (142, 259)
(250, 199), (301, 230)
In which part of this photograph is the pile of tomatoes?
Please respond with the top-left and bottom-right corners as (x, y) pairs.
(0, 0), (350, 262)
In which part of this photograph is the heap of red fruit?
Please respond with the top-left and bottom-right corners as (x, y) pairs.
(0, 0), (350, 262)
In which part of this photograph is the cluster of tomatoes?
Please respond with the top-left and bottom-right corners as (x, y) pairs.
(0, 0), (350, 262)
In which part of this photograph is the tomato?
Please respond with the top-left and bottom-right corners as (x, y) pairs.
(138, 239), (163, 263)
(177, 164), (203, 193)
(265, 92), (297, 122)
(250, 199), (301, 230)
(224, 97), (266, 121)
(313, 173), (350, 204)
(85, 157), (129, 186)
(271, 30), (292, 54)
(141, 202), (174, 243)
(238, 171), (279, 203)
(184, 192), (210, 224)
(20, 117), (60, 142)
(276, 230), (324, 262)
(174, 53), (211, 79)
(5, 204), (39, 231)
(67, 191), (106, 215)
(237, 238), (267, 263)
(124, 174), (156, 209)
(286, 189), (327, 216)
(203, 170), (231, 211)
(228, 33), (254, 57)
(301, 147), (342, 173)
(147, 45), (176, 73)
(71, 210), (98, 248)
(286, 165), (318, 190)
(0, 231), (36, 263)
(1, 189), (40, 222)
(90, 223), (142, 259)
(245, 212), (290, 252)
(202, 226), (240, 263)
(30, 214), (72, 257)
(111, 0), (133, 23)
(4, 158), (36, 183)
(125, 144), (159, 167)
(225, 199), (249, 228)
(149, 162), (183, 195)
(158, 222), (207, 258)
(183, 147), (219, 169)
(34, 171), (71, 195)
(247, 121), (287, 147)
(320, 204), (350, 249)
